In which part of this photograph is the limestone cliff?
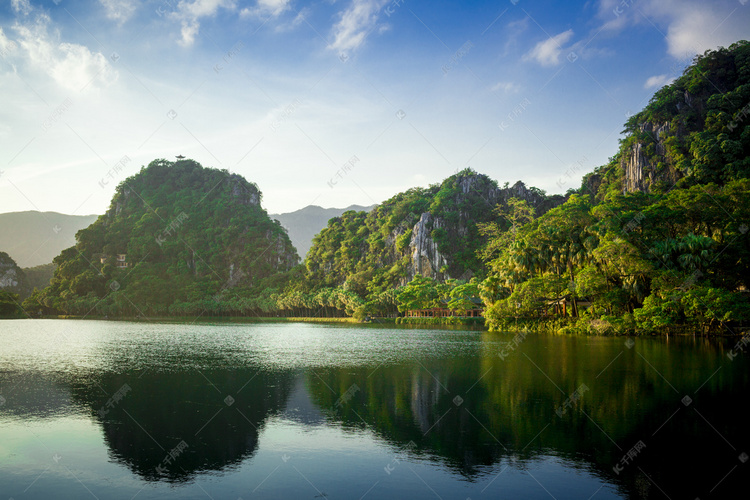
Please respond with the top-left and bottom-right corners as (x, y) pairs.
(622, 121), (675, 193)
(612, 41), (750, 195)
(305, 170), (564, 292)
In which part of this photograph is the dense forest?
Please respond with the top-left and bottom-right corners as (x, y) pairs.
(10, 41), (750, 334)
(21, 159), (300, 317)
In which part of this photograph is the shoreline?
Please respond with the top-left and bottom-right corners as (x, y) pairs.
(6, 314), (747, 336)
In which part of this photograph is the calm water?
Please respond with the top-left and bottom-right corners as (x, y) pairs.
(0, 320), (747, 499)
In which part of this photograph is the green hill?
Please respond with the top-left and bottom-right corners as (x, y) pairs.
(480, 42), (750, 334)
(277, 42), (750, 333)
(26, 159), (299, 317)
(0, 252), (25, 317)
(270, 204), (375, 259)
(21, 42), (750, 333)
(302, 171), (564, 297)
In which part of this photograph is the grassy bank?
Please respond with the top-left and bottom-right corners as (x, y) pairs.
(395, 316), (485, 327)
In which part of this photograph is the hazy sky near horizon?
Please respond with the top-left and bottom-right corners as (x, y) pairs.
(1, 0), (749, 216)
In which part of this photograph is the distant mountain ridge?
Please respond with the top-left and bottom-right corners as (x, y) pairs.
(271, 204), (376, 259)
(0, 211), (98, 267)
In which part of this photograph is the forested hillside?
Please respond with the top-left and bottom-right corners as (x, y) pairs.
(0, 252), (25, 317)
(271, 204), (375, 259)
(282, 42), (750, 334)
(19, 42), (750, 334)
(23, 159), (299, 317)
(480, 41), (750, 334)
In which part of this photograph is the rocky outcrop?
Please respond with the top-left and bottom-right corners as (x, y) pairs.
(229, 174), (260, 206)
(410, 213), (448, 280)
(0, 251), (25, 294)
(304, 170), (566, 290)
(399, 176), (560, 282)
(622, 121), (675, 193)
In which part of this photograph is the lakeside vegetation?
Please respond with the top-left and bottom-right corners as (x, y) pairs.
(4, 42), (750, 335)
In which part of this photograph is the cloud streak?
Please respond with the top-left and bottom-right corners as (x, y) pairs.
(524, 29), (574, 66)
(644, 74), (674, 89)
(171, 0), (237, 47)
(98, 0), (139, 23)
(596, 0), (750, 59)
(329, 0), (389, 54)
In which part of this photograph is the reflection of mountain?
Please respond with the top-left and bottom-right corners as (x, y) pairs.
(306, 336), (750, 498)
(3, 334), (748, 497)
(69, 369), (294, 483)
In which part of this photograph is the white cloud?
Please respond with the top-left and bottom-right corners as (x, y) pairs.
(491, 81), (521, 94)
(524, 29), (575, 66)
(329, 0), (389, 54)
(644, 74), (674, 89)
(99, 0), (138, 23)
(11, 0), (32, 16)
(171, 0), (237, 47)
(240, 0), (292, 18)
(11, 11), (118, 91)
(0, 28), (18, 58)
(596, 0), (750, 59)
(503, 17), (529, 55)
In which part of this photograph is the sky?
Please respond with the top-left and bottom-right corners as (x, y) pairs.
(0, 0), (749, 216)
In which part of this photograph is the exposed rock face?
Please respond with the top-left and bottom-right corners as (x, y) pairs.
(0, 266), (19, 289)
(305, 170), (566, 290)
(229, 174), (260, 206)
(397, 176), (559, 283)
(410, 213), (448, 280)
(622, 122), (675, 193)
(0, 252), (24, 293)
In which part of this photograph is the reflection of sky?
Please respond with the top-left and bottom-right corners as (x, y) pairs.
(0, 320), (622, 498)
(1, 320), (746, 498)
(0, 319), (487, 372)
(0, 414), (622, 499)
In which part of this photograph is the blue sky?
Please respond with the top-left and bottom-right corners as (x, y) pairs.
(1, 0), (749, 215)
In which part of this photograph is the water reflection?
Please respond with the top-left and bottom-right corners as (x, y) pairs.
(307, 334), (749, 498)
(70, 369), (295, 482)
(1, 322), (748, 499)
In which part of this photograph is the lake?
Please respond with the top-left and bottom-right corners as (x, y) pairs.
(0, 320), (747, 499)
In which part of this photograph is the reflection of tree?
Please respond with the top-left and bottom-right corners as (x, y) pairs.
(307, 335), (750, 498)
(70, 368), (294, 483)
